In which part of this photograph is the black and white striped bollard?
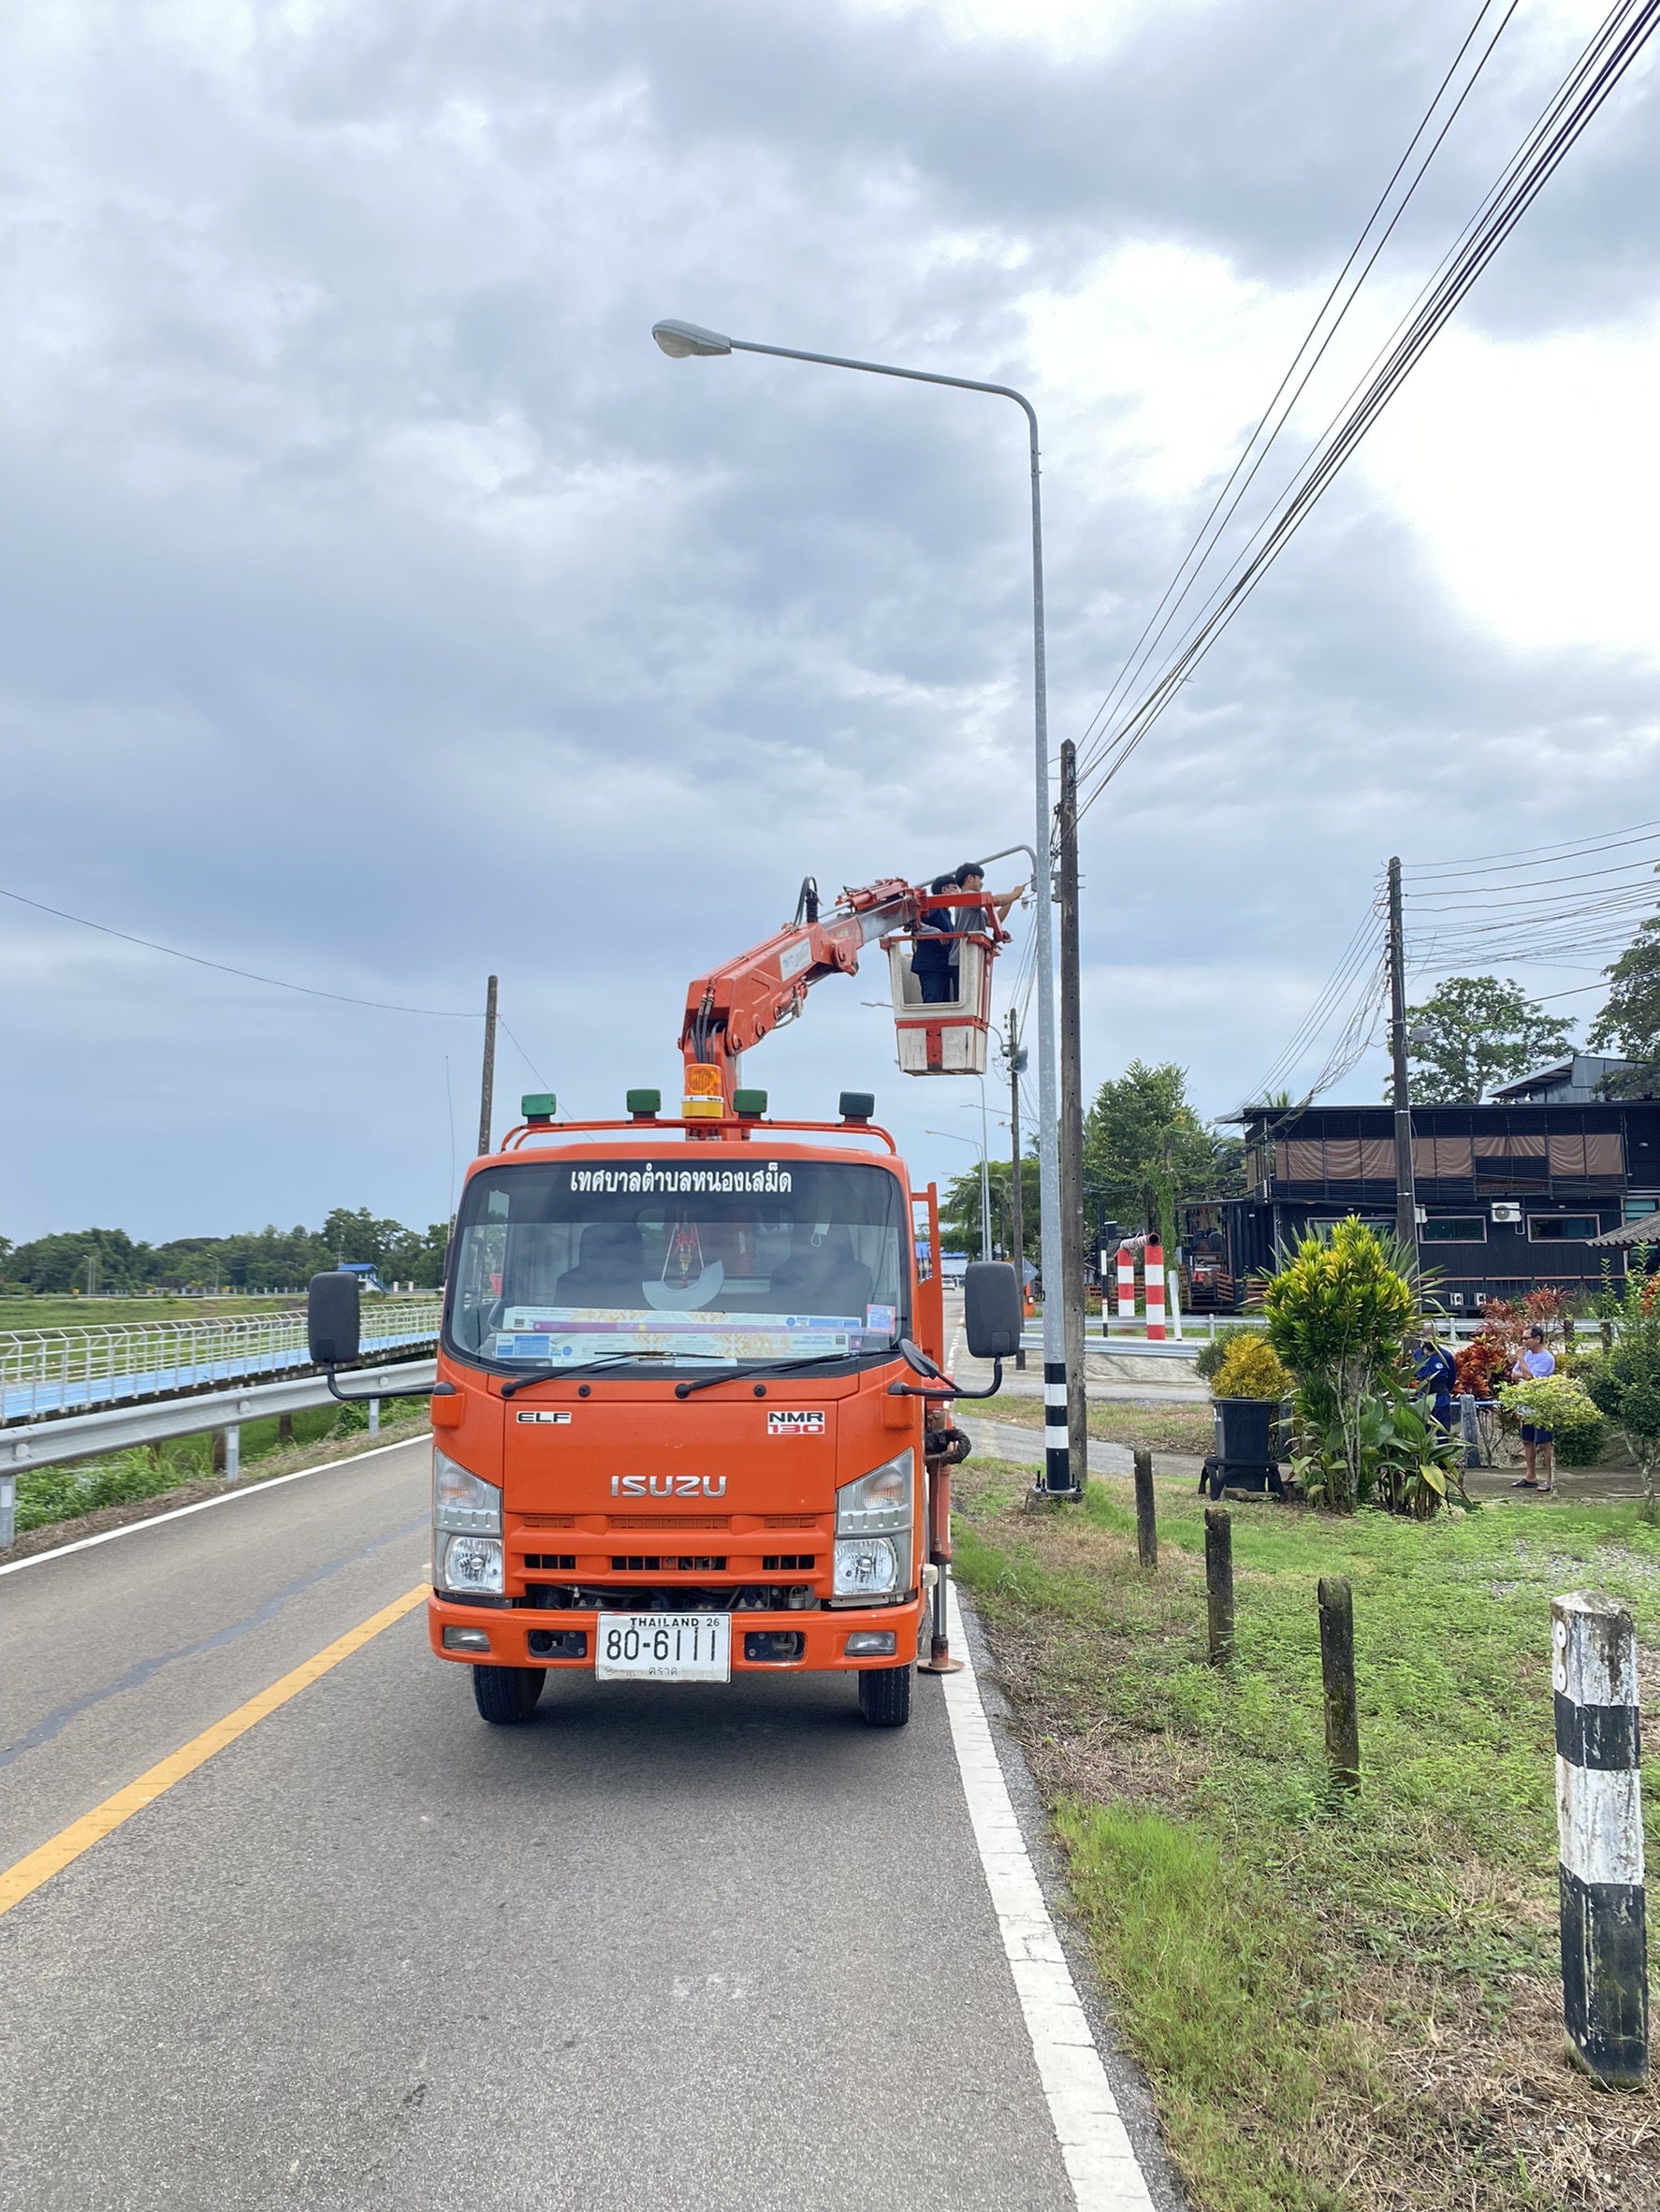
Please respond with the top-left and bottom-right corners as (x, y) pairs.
(1043, 1358), (1070, 1492)
(1554, 1591), (1648, 2089)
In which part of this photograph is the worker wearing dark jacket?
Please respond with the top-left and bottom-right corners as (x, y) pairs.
(910, 871), (962, 1004)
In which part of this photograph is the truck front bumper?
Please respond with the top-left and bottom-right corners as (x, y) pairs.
(427, 1593), (924, 1671)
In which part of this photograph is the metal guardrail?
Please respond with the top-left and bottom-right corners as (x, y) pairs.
(0, 1299), (443, 1426)
(0, 1356), (438, 1548)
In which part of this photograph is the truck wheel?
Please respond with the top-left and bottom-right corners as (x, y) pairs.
(857, 1663), (912, 1729)
(472, 1664), (546, 1725)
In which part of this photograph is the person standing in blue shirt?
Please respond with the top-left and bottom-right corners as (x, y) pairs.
(1511, 1327), (1556, 1492)
(1413, 1321), (1457, 1432)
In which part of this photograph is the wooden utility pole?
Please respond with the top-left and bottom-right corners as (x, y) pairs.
(477, 974), (499, 1157)
(1007, 1008), (1027, 1373)
(1387, 858), (1417, 1255)
(1319, 1578), (1361, 1792)
(1057, 741), (1087, 1492)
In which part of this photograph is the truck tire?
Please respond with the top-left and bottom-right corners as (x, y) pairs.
(856, 1663), (912, 1729)
(472, 1664), (546, 1725)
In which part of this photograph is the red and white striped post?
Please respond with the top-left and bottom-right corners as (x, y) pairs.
(1144, 1238), (1166, 1340)
(1115, 1244), (1136, 1324)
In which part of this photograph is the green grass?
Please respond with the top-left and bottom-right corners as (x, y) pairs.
(976, 1391), (1215, 1456)
(954, 1461), (1660, 2210)
(9, 1397), (430, 1538)
(0, 1293), (305, 1332)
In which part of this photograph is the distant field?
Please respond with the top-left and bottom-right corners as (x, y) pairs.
(0, 1293), (306, 1332)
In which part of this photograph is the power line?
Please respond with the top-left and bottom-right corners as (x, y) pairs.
(1072, 1), (1515, 790)
(0, 883), (476, 1018)
(1071, 1), (1660, 824)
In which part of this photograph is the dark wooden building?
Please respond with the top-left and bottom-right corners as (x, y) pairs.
(1180, 1099), (1660, 1311)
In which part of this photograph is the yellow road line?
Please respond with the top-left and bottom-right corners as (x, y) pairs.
(0, 1583), (429, 1921)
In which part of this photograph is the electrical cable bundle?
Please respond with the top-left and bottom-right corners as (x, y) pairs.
(1067, 0), (1659, 832)
(1403, 821), (1660, 980)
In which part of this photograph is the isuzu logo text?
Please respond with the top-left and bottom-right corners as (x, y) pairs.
(609, 1476), (728, 1497)
(767, 1411), (825, 1435)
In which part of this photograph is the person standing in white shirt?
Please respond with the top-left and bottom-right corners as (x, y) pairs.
(1511, 1326), (1556, 1493)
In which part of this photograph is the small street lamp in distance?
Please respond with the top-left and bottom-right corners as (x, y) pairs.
(651, 314), (1072, 1494)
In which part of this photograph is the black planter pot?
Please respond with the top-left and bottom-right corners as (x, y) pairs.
(1201, 1396), (1287, 1500)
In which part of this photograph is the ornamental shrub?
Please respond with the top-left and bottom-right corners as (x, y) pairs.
(1260, 1216), (1416, 1512)
(1494, 1373), (1607, 1465)
(1193, 1324), (1253, 1383)
(1210, 1335), (1291, 1402)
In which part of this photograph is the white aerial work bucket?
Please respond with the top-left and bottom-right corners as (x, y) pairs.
(884, 934), (992, 1076)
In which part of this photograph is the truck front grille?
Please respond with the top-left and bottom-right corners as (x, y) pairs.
(610, 1554), (728, 1572)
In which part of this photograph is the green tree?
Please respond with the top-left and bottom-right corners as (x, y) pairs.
(1589, 909), (1660, 1096)
(939, 1157), (1039, 1261)
(1584, 1262), (1660, 1521)
(1402, 975), (1573, 1103)
(1083, 1062), (1215, 1254)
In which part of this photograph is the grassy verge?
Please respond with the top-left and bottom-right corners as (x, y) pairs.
(0, 1294), (310, 1329)
(954, 1454), (1660, 2210)
(977, 1392), (1214, 1456)
(7, 1397), (431, 1542)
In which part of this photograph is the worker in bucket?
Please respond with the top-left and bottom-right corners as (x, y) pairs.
(947, 863), (1023, 988)
(910, 869), (964, 1004)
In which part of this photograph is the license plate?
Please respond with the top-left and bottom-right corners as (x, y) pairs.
(594, 1611), (731, 1683)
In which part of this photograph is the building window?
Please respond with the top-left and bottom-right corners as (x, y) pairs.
(1527, 1215), (1602, 1242)
(1421, 1216), (1485, 1243)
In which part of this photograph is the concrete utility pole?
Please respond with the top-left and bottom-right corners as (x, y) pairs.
(1386, 858), (1418, 1256)
(651, 315), (1072, 1493)
(1056, 740), (1088, 1492)
(1006, 1007), (1027, 1373)
(477, 974), (499, 1157)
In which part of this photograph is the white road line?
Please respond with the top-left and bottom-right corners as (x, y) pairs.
(943, 1582), (1156, 2212)
(0, 1433), (432, 1579)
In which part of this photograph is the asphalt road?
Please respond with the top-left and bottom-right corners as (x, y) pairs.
(0, 1433), (1155, 2211)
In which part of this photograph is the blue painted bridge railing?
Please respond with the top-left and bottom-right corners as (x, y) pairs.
(0, 1300), (443, 1425)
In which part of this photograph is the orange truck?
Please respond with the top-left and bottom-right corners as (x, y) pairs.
(307, 874), (1024, 1729)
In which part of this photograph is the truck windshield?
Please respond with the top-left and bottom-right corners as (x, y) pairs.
(445, 1157), (910, 1373)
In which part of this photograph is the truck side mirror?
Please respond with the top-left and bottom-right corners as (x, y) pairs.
(308, 1271), (361, 1367)
(963, 1261), (1022, 1360)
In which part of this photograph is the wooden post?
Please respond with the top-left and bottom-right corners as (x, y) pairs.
(277, 1412), (295, 1448)
(1134, 1448), (1158, 1570)
(1554, 1591), (1648, 2088)
(1204, 1507), (1232, 1664)
(211, 1430), (226, 1476)
(1318, 1578), (1361, 1792)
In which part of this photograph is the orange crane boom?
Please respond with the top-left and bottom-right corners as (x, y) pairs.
(678, 874), (1009, 1115)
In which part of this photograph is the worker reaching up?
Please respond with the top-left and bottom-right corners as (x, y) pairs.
(910, 863), (1022, 1005)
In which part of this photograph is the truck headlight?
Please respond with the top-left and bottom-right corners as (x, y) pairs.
(441, 1534), (504, 1595)
(434, 1448), (501, 1534)
(836, 1449), (913, 1535)
(833, 1535), (901, 1598)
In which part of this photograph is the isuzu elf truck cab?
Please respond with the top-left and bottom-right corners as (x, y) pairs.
(308, 1092), (1021, 1731)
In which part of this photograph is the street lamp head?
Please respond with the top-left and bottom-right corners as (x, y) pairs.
(652, 318), (733, 359)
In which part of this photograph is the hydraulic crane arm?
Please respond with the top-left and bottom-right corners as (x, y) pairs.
(678, 873), (1008, 1113)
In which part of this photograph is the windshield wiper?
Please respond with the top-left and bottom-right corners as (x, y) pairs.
(500, 1354), (653, 1398)
(673, 1355), (846, 1400)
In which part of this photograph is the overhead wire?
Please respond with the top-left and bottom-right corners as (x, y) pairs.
(1072, 0), (1515, 790)
(1070, 0), (1660, 826)
(0, 882), (476, 1018)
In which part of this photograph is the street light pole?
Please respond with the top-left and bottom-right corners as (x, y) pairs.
(928, 1128), (992, 1261)
(653, 317), (1071, 1493)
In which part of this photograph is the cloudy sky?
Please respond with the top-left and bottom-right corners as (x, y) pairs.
(3, 0), (1657, 1244)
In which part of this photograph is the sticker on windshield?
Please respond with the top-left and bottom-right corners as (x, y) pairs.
(767, 1410), (825, 1435)
(865, 1304), (896, 1335)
